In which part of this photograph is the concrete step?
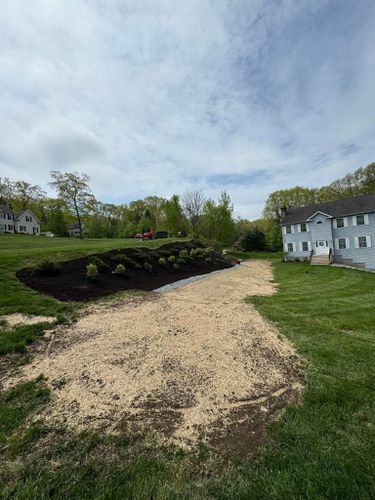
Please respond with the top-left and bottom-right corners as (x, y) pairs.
(311, 255), (331, 266)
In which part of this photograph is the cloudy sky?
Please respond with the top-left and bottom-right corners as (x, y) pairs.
(1, 0), (374, 218)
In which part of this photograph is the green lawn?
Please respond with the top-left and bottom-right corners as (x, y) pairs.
(1, 247), (375, 498)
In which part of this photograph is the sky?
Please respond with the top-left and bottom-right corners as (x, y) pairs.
(1, 0), (375, 219)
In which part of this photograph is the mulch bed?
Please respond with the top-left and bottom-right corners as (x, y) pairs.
(17, 242), (233, 302)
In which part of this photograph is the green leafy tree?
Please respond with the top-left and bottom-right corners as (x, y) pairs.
(240, 227), (266, 251)
(49, 171), (95, 238)
(164, 195), (186, 235)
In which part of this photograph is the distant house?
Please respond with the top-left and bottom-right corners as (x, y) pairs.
(0, 205), (40, 235)
(67, 222), (84, 237)
(281, 193), (375, 270)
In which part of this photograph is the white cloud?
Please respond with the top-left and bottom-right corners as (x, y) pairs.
(0, 0), (374, 218)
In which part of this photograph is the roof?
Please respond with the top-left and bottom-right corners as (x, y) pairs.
(281, 193), (375, 225)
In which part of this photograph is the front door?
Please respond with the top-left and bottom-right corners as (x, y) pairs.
(315, 240), (329, 255)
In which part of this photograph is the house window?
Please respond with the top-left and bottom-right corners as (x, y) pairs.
(302, 241), (309, 252)
(316, 221), (323, 225)
(286, 225), (292, 234)
(338, 238), (346, 249)
(300, 223), (307, 232)
(287, 243), (294, 252)
(336, 218), (344, 228)
(356, 215), (365, 225)
(7, 213), (12, 220)
(358, 236), (367, 248)
(8, 224), (13, 230)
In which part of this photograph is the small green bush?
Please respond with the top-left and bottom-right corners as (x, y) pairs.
(144, 262), (153, 273)
(111, 254), (140, 268)
(176, 258), (186, 265)
(158, 250), (172, 257)
(88, 256), (109, 272)
(203, 247), (214, 256)
(173, 263), (180, 271)
(86, 263), (99, 281)
(179, 249), (188, 258)
(33, 260), (61, 277)
(159, 257), (167, 267)
(168, 255), (176, 263)
(190, 248), (204, 259)
(113, 264), (126, 275)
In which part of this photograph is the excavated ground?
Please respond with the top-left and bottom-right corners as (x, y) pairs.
(8, 260), (302, 456)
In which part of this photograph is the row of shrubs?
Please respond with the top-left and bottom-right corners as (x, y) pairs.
(31, 244), (217, 279)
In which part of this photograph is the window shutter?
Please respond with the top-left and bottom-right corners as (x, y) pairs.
(307, 241), (312, 251)
(366, 235), (372, 248)
(293, 243), (296, 252)
(352, 216), (357, 226)
(299, 242), (303, 251)
(364, 214), (369, 225)
(284, 243), (288, 252)
(344, 217), (348, 227)
(282, 226), (286, 235)
(306, 223), (310, 232)
(297, 225), (301, 233)
(291, 225), (295, 234)
(334, 238), (339, 250)
(346, 237), (350, 249)
(354, 237), (359, 248)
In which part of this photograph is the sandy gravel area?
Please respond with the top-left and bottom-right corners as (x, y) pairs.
(0, 313), (56, 328)
(10, 260), (302, 449)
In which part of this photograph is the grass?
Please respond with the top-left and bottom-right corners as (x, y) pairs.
(0, 234), (183, 354)
(1, 247), (375, 497)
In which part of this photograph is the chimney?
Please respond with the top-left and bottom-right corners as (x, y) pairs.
(280, 205), (288, 218)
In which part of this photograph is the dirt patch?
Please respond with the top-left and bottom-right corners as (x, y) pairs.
(8, 260), (302, 455)
(0, 314), (56, 328)
(16, 242), (232, 302)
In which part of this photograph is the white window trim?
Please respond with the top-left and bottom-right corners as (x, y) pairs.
(285, 242), (296, 253)
(335, 237), (350, 250)
(285, 224), (295, 234)
(354, 236), (371, 249)
(353, 214), (369, 226)
(334, 217), (348, 228)
(298, 223), (309, 233)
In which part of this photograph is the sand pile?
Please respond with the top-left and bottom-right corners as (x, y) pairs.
(11, 260), (302, 450)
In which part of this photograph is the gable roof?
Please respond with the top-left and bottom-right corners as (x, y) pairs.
(14, 209), (41, 223)
(281, 193), (375, 225)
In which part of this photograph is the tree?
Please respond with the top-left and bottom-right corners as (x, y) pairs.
(164, 195), (186, 235)
(0, 177), (13, 206)
(240, 227), (266, 251)
(49, 171), (95, 238)
(200, 191), (236, 246)
(13, 180), (46, 210)
(182, 191), (205, 236)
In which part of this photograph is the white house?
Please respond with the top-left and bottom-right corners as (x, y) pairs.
(0, 205), (41, 235)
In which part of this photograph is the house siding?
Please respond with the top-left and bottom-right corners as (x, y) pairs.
(281, 210), (375, 270)
(332, 211), (375, 269)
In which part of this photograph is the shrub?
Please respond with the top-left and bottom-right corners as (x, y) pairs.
(158, 250), (172, 257)
(190, 248), (204, 259)
(176, 257), (186, 265)
(111, 254), (141, 269)
(33, 260), (61, 276)
(86, 263), (98, 281)
(173, 263), (180, 271)
(179, 249), (188, 258)
(203, 246), (214, 256)
(144, 262), (153, 273)
(88, 256), (109, 272)
(113, 264), (126, 275)
(159, 257), (167, 267)
(168, 255), (176, 263)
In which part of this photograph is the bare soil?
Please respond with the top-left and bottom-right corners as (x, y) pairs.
(9, 260), (302, 456)
(16, 242), (232, 302)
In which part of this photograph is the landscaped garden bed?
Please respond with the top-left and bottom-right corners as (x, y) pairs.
(17, 241), (233, 301)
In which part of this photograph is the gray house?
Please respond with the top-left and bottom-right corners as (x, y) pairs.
(281, 193), (375, 270)
(0, 205), (41, 235)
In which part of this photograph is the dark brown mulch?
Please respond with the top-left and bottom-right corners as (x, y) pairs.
(17, 242), (233, 302)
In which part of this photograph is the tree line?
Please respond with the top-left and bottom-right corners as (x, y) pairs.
(0, 171), (236, 247)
